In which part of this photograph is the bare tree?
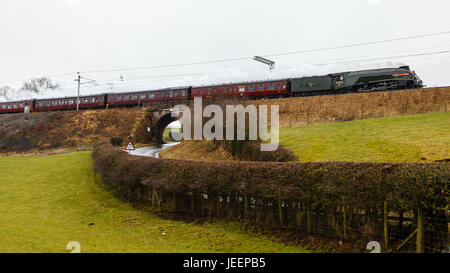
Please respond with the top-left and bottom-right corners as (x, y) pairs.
(0, 86), (14, 100)
(0, 78), (60, 100)
(20, 77), (60, 93)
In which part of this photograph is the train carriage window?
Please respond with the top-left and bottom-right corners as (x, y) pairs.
(91, 97), (96, 103)
(69, 100), (74, 105)
(8, 105), (12, 109)
(169, 91), (173, 97)
(258, 84), (264, 91)
(131, 95), (137, 100)
(117, 95), (122, 101)
(140, 94), (145, 99)
(248, 85), (254, 91)
(1, 104), (5, 109)
(268, 83), (274, 90)
(14, 104), (17, 108)
(149, 92), (154, 99)
(124, 95), (130, 100)
(20, 103), (23, 108)
(182, 90), (186, 96)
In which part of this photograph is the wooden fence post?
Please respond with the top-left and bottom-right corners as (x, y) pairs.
(343, 204), (347, 240)
(416, 207), (424, 253)
(152, 186), (156, 207)
(244, 193), (249, 219)
(191, 192), (195, 215)
(172, 192), (176, 212)
(216, 193), (220, 217)
(307, 203), (311, 234)
(398, 210), (403, 230)
(384, 201), (389, 250)
(278, 196), (283, 226)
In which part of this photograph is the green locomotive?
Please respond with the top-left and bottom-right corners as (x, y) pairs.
(290, 66), (423, 96)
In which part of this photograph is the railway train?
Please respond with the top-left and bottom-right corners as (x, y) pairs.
(0, 66), (423, 114)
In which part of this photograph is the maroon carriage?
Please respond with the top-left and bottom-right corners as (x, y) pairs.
(0, 100), (35, 114)
(35, 94), (107, 112)
(106, 87), (190, 107)
(191, 79), (289, 99)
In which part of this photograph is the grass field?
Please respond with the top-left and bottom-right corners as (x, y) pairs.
(280, 111), (450, 162)
(0, 152), (308, 253)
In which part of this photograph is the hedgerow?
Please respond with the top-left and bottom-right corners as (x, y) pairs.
(92, 140), (449, 252)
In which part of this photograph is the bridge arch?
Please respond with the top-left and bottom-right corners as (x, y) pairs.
(133, 106), (182, 144)
(153, 112), (179, 144)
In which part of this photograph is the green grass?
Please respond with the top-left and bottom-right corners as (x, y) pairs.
(280, 112), (450, 162)
(163, 128), (181, 142)
(0, 152), (308, 253)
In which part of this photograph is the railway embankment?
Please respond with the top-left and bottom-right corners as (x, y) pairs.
(0, 86), (448, 154)
(0, 108), (145, 154)
(250, 86), (449, 127)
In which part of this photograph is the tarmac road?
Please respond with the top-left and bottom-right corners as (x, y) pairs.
(129, 142), (180, 158)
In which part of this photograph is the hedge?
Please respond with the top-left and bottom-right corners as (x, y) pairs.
(92, 140), (449, 252)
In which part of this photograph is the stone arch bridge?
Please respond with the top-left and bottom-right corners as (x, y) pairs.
(134, 101), (188, 144)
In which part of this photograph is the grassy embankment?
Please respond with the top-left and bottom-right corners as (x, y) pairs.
(280, 111), (449, 162)
(161, 111), (449, 162)
(0, 152), (308, 253)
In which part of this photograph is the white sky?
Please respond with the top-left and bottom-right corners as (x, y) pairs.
(1, 0), (450, 101)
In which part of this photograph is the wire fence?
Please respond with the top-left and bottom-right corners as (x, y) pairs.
(111, 183), (449, 253)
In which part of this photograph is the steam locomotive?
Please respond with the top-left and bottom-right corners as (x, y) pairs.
(0, 66), (423, 114)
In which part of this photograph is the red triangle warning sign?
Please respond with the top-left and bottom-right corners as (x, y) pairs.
(124, 141), (135, 151)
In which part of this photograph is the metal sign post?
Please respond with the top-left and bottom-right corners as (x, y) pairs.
(124, 141), (136, 154)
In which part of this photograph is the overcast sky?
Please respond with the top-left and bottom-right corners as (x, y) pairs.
(1, 0), (450, 100)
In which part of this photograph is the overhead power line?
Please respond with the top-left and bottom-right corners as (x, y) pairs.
(77, 30), (450, 75)
(1, 30), (449, 85)
(52, 48), (450, 91)
(276, 50), (450, 70)
(263, 31), (450, 58)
